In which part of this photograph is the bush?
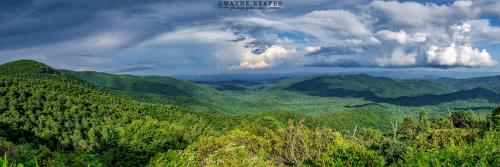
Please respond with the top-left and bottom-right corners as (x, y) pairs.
(148, 151), (189, 167)
(358, 128), (383, 142)
(185, 130), (272, 166)
(416, 128), (478, 149)
(451, 111), (482, 129)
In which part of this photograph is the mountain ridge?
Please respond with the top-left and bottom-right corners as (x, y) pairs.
(3, 59), (500, 109)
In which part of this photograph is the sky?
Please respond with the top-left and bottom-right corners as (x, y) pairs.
(1, 0), (500, 75)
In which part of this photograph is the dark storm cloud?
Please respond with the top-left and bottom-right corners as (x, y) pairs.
(112, 62), (158, 73)
(307, 46), (364, 56)
(0, 0), (216, 50)
(0, 0), (127, 49)
(76, 53), (98, 58)
(245, 34), (281, 54)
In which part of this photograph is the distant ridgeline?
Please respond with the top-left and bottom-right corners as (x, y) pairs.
(0, 59), (499, 166)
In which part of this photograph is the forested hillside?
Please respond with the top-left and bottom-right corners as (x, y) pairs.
(0, 60), (499, 166)
(60, 70), (201, 105)
(281, 74), (454, 98)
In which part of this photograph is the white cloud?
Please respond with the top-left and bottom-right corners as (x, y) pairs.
(138, 26), (299, 70)
(230, 45), (296, 70)
(141, 26), (235, 45)
(466, 19), (500, 43)
(224, 9), (379, 47)
(223, 17), (293, 31)
(221, 8), (498, 69)
(294, 10), (379, 45)
(142, 1), (500, 70)
(370, 1), (479, 27)
(425, 44), (494, 67)
(305, 46), (321, 53)
(424, 23), (496, 67)
(81, 32), (132, 49)
(208, 10), (380, 69)
(376, 30), (427, 44)
(375, 23), (496, 68)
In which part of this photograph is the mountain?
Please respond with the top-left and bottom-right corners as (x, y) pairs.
(0, 59), (59, 76)
(281, 74), (454, 98)
(62, 70), (198, 96)
(60, 70), (210, 105)
(380, 87), (500, 106)
(439, 75), (500, 92)
(277, 74), (500, 106)
(176, 73), (291, 82)
(0, 60), (85, 84)
(0, 60), (199, 166)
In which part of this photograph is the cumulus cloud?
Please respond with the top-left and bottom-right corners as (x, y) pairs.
(376, 23), (497, 68)
(424, 23), (496, 67)
(425, 44), (494, 67)
(219, 9), (380, 69)
(230, 45), (296, 70)
(138, 26), (298, 70)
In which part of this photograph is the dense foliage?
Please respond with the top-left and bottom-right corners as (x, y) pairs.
(0, 60), (499, 166)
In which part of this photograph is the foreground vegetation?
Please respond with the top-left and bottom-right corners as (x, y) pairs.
(0, 60), (499, 166)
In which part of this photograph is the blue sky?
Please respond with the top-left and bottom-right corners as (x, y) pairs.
(1, 0), (500, 75)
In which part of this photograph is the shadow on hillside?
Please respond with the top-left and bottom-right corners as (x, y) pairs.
(452, 106), (494, 110)
(289, 87), (500, 107)
(128, 80), (192, 97)
(344, 103), (386, 108)
(0, 122), (60, 150)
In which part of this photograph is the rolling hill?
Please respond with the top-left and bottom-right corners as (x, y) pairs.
(61, 70), (198, 96)
(0, 59), (59, 76)
(0, 59), (83, 83)
(59, 70), (210, 105)
(56, 65), (500, 112)
(281, 74), (455, 98)
(3, 59), (498, 115)
(438, 75), (500, 92)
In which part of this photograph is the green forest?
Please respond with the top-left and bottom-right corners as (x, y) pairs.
(0, 60), (499, 166)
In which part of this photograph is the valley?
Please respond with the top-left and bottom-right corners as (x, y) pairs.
(0, 60), (499, 166)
